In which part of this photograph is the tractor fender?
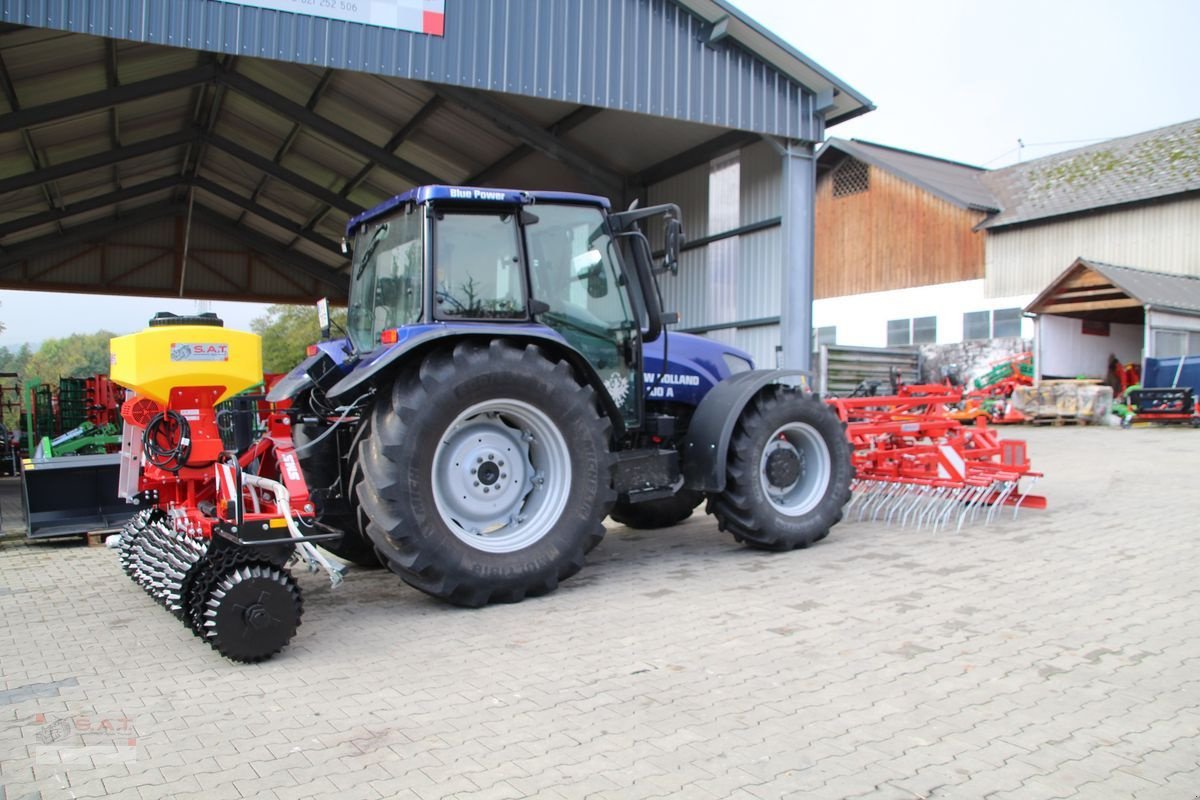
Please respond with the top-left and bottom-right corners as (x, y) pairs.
(265, 340), (355, 404)
(323, 324), (629, 434)
(679, 369), (814, 493)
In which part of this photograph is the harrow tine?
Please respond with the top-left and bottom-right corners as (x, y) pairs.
(899, 485), (930, 528)
(987, 481), (1017, 524)
(956, 485), (990, 532)
(885, 484), (914, 525)
(874, 482), (906, 522)
(916, 489), (945, 532)
(937, 488), (966, 532)
(858, 481), (888, 522)
(1013, 476), (1038, 520)
(845, 480), (867, 514)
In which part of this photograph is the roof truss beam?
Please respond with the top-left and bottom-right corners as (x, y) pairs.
(0, 176), (179, 239)
(192, 176), (343, 258)
(0, 203), (186, 275)
(468, 105), (604, 186)
(217, 71), (446, 187)
(0, 201), (347, 295)
(432, 84), (626, 196)
(0, 129), (199, 194)
(300, 94), (444, 236)
(205, 133), (362, 216)
(189, 206), (348, 295)
(245, 68), (336, 211)
(0, 64), (219, 134)
(1041, 297), (1142, 314)
(633, 130), (761, 187)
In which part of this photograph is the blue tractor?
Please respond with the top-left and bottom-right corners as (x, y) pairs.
(271, 186), (853, 607)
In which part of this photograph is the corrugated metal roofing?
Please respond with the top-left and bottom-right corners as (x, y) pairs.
(1026, 258), (1200, 317)
(818, 138), (1000, 212)
(1084, 259), (1200, 315)
(3, 0), (872, 141)
(980, 118), (1200, 230)
(1, 0), (872, 304)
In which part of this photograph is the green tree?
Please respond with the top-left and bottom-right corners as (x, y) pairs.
(23, 331), (116, 386)
(251, 304), (346, 374)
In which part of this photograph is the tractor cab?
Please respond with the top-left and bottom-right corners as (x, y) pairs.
(336, 186), (681, 428)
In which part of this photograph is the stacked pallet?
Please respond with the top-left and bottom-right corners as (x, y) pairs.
(1011, 381), (1113, 425)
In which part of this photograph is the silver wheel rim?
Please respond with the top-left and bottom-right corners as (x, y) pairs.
(758, 422), (831, 516)
(431, 398), (571, 553)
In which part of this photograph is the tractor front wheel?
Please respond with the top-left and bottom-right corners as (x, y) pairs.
(356, 339), (615, 607)
(709, 387), (853, 550)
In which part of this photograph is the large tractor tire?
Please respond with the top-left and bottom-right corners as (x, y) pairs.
(293, 422), (384, 568)
(609, 489), (704, 530)
(709, 387), (853, 551)
(356, 339), (616, 607)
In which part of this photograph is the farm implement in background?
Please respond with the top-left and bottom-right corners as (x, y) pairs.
(828, 384), (1046, 531)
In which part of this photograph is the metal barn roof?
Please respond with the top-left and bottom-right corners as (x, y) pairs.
(0, 0), (871, 304)
(980, 118), (1200, 230)
(1025, 257), (1200, 322)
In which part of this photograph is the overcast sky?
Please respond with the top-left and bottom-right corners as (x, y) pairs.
(2, 0), (1198, 349)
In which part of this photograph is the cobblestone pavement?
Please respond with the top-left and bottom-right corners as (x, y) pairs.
(1, 426), (1199, 800)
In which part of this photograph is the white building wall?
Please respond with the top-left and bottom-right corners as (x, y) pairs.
(813, 279), (1035, 348)
(1149, 309), (1200, 334)
(1037, 315), (1143, 379)
(986, 196), (1200, 297)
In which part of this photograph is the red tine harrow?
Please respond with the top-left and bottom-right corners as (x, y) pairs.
(827, 386), (1046, 531)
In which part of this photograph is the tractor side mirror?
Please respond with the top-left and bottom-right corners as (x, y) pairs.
(316, 297), (331, 341)
(663, 217), (684, 275)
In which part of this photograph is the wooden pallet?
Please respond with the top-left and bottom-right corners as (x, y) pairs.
(1030, 415), (1089, 427)
(85, 529), (122, 546)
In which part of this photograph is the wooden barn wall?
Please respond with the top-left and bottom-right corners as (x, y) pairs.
(815, 164), (986, 299)
(985, 195), (1200, 297)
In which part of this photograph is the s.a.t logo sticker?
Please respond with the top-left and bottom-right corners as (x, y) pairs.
(170, 343), (230, 362)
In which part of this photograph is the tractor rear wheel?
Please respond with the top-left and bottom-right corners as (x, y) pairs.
(356, 339), (615, 607)
(609, 489), (704, 530)
(709, 387), (853, 551)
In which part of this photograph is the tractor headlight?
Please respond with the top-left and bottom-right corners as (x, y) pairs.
(722, 353), (753, 374)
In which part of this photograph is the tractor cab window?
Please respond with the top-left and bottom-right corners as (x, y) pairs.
(347, 209), (423, 352)
(433, 211), (526, 320)
(527, 204), (640, 425)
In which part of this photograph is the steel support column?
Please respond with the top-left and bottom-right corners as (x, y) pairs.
(770, 137), (818, 371)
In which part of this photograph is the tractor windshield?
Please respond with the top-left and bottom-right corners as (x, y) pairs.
(347, 208), (423, 352)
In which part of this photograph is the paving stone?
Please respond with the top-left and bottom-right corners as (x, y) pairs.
(1, 428), (1199, 799)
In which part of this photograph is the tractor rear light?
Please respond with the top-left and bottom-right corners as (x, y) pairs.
(380, 328), (399, 345)
(306, 345), (319, 357)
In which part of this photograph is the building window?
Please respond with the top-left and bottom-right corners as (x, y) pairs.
(886, 317), (935, 346)
(833, 158), (869, 197)
(912, 316), (937, 344)
(963, 311), (990, 340)
(963, 308), (1023, 340)
(812, 326), (837, 351)
(993, 308), (1023, 337)
(1155, 330), (1200, 358)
